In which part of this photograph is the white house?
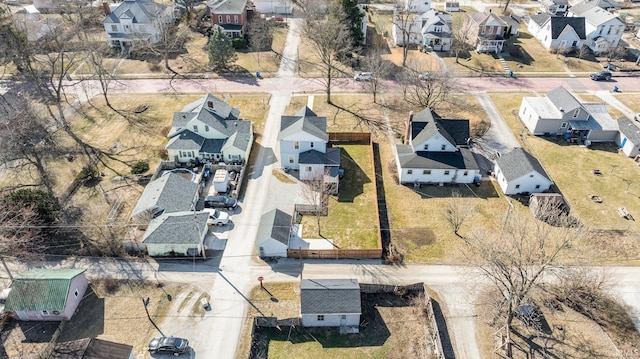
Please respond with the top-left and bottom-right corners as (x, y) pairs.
(518, 86), (619, 142)
(256, 209), (292, 258)
(278, 107), (340, 183)
(540, 0), (568, 15)
(141, 211), (208, 257)
(103, 0), (174, 49)
(568, 3), (625, 54)
(444, 1), (460, 12)
(494, 148), (553, 195)
(616, 117), (640, 157)
(405, 0), (432, 13)
(527, 14), (586, 51)
(166, 94), (253, 165)
(421, 9), (453, 51)
(4, 269), (88, 321)
(130, 172), (200, 223)
(395, 108), (479, 185)
(572, 0), (621, 12)
(300, 279), (361, 330)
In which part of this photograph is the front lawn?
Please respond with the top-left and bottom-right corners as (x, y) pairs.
(301, 144), (379, 249)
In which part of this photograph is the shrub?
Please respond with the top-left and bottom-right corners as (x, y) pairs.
(7, 189), (60, 224)
(160, 125), (172, 137)
(131, 160), (150, 175)
(77, 166), (98, 181)
(232, 37), (248, 49)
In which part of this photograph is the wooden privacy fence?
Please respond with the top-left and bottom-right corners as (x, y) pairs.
(328, 132), (371, 143)
(287, 248), (382, 259)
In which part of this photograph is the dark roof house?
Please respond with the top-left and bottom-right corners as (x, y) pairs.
(300, 279), (361, 317)
(51, 338), (134, 359)
(130, 172), (200, 221)
(256, 209), (292, 257)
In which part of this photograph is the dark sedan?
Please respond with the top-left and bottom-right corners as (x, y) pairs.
(148, 337), (189, 356)
(590, 71), (612, 81)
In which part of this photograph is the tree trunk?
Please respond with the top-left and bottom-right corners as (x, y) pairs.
(327, 69), (333, 104)
(505, 312), (514, 358)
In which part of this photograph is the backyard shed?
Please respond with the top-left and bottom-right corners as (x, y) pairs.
(300, 279), (361, 330)
(616, 117), (640, 157)
(213, 169), (230, 193)
(256, 209), (292, 258)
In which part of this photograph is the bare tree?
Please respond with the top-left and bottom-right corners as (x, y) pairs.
(398, 62), (459, 111)
(391, 6), (416, 67)
(247, 15), (275, 67)
(577, 44), (591, 61)
(302, 2), (353, 104)
(443, 190), (474, 236)
(0, 194), (47, 261)
(462, 201), (584, 358)
(451, 15), (473, 63)
(299, 168), (338, 238)
(360, 50), (393, 103)
(135, 23), (191, 73)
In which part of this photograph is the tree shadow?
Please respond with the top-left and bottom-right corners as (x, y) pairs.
(57, 287), (105, 341)
(336, 147), (371, 203)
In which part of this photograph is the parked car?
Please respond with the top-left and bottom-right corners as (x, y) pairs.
(354, 72), (373, 81)
(148, 337), (189, 356)
(204, 208), (230, 226)
(418, 72), (434, 80)
(204, 195), (237, 210)
(634, 113), (640, 122)
(590, 71), (612, 81)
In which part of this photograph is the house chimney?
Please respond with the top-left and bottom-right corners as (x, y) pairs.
(102, 1), (111, 16)
(489, 8), (492, 13)
(405, 111), (413, 145)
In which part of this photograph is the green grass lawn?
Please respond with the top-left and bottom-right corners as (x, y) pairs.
(301, 144), (379, 249)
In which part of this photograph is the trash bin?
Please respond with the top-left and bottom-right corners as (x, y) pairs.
(613, 86), (619, 92)
(509, 71), (514, 78)
(256, 72), (261, 79)
(65, 74), (72, 81)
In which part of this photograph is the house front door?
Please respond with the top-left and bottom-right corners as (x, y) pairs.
(340, 315), (347, 326)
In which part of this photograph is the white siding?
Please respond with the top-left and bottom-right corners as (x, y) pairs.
(412, 134), (455, 153)
(257, 239), (288, 257)
(399, 168), (479, 184)
(496, 169), (552, 195)
(616, 133), (640, 157)
(301, 313), (360, 327)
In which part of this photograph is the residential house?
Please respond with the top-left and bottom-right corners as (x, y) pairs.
(572, 0), (621, 12)
(208, 0), (248, 37)
(252, 0), (292, 14)
(278, 107), (340, 185)
(518, 86), (619, 141)
(503, 15), (521, 36)
(103, 0), (174, 49)
(256, 209), (292, 258)
(527, 14), (586, 51)
(540, 0), (569, 15)
(395, 108), (480, 185)
(12, 10), (63, 42)
(568, 3), (625, 54)
(421, 9), (453, 51)
(404, 0), (432, 13)
(51, 338), (134, 359)
(616, 117), (640, 157)
(463, 11), (509, 53)
(4, 269), (88, 321)
(300, 279), (361, 330)
(130, 172), (200, 223)
(166, 94), (253, 164)
(141, 211), (208, 256)
(444, 1), (460, 12)
(494, 148), (553, 195)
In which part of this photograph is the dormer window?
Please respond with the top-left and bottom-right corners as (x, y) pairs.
(423, 144), (429, 150)
(208, 101), (213, 108)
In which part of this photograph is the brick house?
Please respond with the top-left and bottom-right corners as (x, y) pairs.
(208, 0), (248, 37)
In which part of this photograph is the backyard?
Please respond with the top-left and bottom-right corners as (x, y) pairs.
(236, 283), (433, 359)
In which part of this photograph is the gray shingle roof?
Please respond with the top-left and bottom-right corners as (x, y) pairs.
(618, 118), (640, 144)
(103, 0), (169, 24)
(547, 86), (582, 112)
(548, 17), (586, 39)
(397, 145), (479, 170)
(51, 338), (134, 359)
(581, 103), (618, 131)
(530, 13), (551, 27)
(131, 173), (199, 218)
(411, 108), (470, 147)
(208, 0), (246, 13)
(142, 211), (208, 244)
(257, 209), (291, 245)
(165, 130), (206, 150)
(570, 5), (622, 26)
(300, 279), (361, 315)
(279, 107), (328, 142)
(468, 11), (508, 27)
(299, 150), (326, 165)
(571, 0), (620, 12)
(495, 148), (551, 181)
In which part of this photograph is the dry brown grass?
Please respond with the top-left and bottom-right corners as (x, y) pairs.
(615, 94), (640, 114)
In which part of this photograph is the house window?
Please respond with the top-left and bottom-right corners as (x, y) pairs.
(515, 184), (520, 189)
(288, 155), (294, 163)
(74, 289), (79, 298)
(488, 26), (493, 35)
(234, 15), (238, 23)
(599, 26), (603, 35)
(205, 125), (209, 132)
(341, 315), (347, 319)
(561, 122), (568, 128)
(423, 170), (431, 175)
(572, 109), (579, 118)
(305, 166), (312, 172)
(444, 170), (450, 175)
(441, 144), (446, 150)
(571, 41), (577, 47)
(310, 142), (314, 148)
(218, 15), (222, 23)
(42, 311), (49, 315)
(317, 315), (325, 321)
(124, 25), (130, 31)
(294, 141), (299, 149)
(193, 125), (198, 133)
(535, 184), (541, 189)
(423, 144), (429, 150)
(463, 171), (468, 176)
(111, 25), (117, 32)
(226, 15), (231, 23)
(607, 25), (612, 35)
(407, 169), (413, 174)
(522, 107), (526, 115)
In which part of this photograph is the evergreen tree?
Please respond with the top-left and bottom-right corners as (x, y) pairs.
(207, 27), (238, 72)
(336, 0), (364, 49)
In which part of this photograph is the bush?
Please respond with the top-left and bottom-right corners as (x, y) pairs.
(7, 189), (60, 224)
(131, 160), (150, 175)
(77, 166), (98, 181)
(160, 125), (172, 137)
(232, 37), (248, 49)
(157, 148), (169, 160)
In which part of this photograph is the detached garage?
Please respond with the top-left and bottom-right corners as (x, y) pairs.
(256, 209), (292, 258)
(494, 148), (553, 195)
(616, 117), (640, 158)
